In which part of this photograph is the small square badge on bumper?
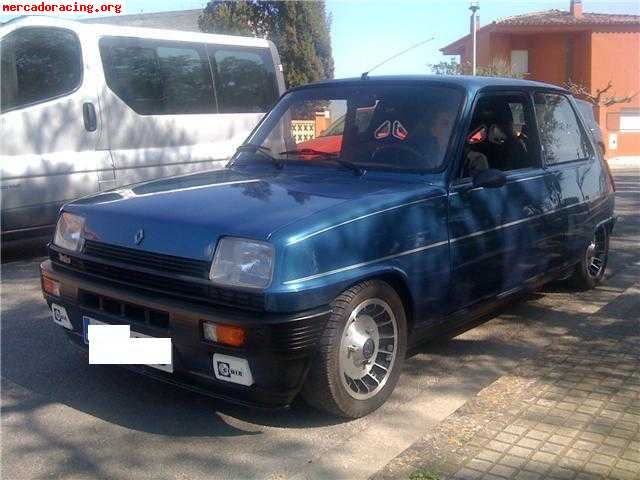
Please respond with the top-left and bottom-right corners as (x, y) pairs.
(213, 353), (254, 386)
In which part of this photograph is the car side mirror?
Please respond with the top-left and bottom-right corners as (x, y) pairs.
(472, 168), (507, 189)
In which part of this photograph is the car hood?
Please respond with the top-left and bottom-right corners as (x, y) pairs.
(66, 168), (434, 261)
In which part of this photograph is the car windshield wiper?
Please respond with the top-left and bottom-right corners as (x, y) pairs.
(236, 143), (283, 169)
(279, 148), (363, 175)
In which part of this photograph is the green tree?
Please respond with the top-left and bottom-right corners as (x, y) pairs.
(429, 58), (462, 76)
(430, 57), (525, 79)
(199, 1), (334, 89)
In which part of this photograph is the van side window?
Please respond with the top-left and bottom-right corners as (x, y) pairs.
(1, 28), (82, 112)
(534, 93), (591, 164)
(209, 47), (278, 113)
(461, 93), (537, 178)
(100, 37), (215, 115)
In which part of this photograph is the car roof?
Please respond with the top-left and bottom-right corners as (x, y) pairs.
(289, 75), (568, 95)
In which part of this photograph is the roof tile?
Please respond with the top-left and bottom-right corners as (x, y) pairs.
(494, 9), (640, 26)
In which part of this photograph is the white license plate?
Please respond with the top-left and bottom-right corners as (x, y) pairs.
(82, 316), (173, 373)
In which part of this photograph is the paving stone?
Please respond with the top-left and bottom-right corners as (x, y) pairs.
(549, 434), (573, 446)
(499, 454), (527, 469)
(488, 464), (517, 478)
(620, 449), (640, 462)
(590, 453), (617, 467)
(509, 445), (534, 458)
(615, 457), (640, 472)
(540, 442), (565, 455)
(526, 430), (550, 441)
(607, 468), (638, 480)
(598, 444), (623, 457)
(603, 436), (628, 448)
(486, 440), (512, 453)
(573, 440), (598, 451)
(477, 449), (503, 463)
(518, 437), (542, 449)
(583, 461), (611, 477)
(467, 458), (492, 473)
(565, 448), (591, 461)
(579, 432), (606, 443)
(451, 468), (482, 479)
(505, 425), (528, 436)
(531, 451), (557, 464)
(482, 474), (506, 480)
(546, 466), (575, 479)
(558, 455), (586, 470)
(514, 470), (543, 480)
(495, 432), (519, 444)
(522, 459), (551, 475)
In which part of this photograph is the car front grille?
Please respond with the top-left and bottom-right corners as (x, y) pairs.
(49, 242), (265, 311)
(83, 240), (210, 278)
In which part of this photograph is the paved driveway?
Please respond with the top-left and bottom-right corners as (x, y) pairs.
(1, 167), (638, 480)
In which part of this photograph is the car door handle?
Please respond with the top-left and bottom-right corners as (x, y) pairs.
(83, 102), (97, 132)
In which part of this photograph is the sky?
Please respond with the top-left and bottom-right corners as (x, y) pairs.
(2, 0), (639, 78)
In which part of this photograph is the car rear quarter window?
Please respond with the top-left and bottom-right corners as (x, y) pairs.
(208, 47), (279, 113)
(99, 37), (216, 115)
(1, 27), (82, 112)
(534, 93), (592, 164)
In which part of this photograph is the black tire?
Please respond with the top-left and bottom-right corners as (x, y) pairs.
(301, 280), (407, 418)
(569, 225), (609, 290)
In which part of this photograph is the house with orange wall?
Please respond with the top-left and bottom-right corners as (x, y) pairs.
(441, 0), (640, 157)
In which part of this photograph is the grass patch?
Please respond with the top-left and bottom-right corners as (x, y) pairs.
(408, 469), (440, 480)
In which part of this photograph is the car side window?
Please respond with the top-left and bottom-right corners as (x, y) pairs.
(208, 47), (279, 113)
(1, 27), (82, 113)
(460, 93), (537, 179)
(99, 37), (216, 115)
(534, 93), (592, 164)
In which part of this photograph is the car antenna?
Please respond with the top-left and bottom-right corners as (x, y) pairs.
(360, 37), (436, 80)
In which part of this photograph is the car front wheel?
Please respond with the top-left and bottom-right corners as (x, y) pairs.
(302, 280), (407, 418)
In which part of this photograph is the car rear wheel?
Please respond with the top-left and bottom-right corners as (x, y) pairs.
(302, 280), (407, 418)
(569, 225), (609, 290)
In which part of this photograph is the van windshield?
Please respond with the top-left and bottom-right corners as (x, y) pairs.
(237, 84), (464, 172)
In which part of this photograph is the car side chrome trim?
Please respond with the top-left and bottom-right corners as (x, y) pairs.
(286, 195), (447, 245)
(290, 310), (333, 321)
(283, 194), (611, 286)
(449, 174), (547, 195)
(450, 199), (589, 244)
(283, 240), (449, 284)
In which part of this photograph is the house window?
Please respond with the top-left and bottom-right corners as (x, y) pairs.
(620, 109), (640, 132)
(510, 50), (528, 76)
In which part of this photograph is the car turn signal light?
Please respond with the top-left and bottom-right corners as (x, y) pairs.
(42, 275), (61, 297)
(203, 322), (246, 347)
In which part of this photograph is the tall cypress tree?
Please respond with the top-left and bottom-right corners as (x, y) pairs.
(199, 0), (334, 88)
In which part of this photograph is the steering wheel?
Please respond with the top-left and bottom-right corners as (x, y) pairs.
(370, 143), (426, 168)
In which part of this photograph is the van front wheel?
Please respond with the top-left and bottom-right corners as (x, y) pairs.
(302, 280), (407, 418)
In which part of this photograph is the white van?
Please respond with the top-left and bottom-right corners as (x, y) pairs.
(0, 16), (285, 242)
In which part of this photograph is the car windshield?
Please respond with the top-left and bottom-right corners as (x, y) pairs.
(237, 84), (464, 172)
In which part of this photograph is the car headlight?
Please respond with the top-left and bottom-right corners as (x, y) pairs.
(53, 212), (85, 252)
(209, 237), (274, 289)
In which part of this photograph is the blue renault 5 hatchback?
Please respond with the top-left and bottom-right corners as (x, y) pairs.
(41, 76), (616, 418)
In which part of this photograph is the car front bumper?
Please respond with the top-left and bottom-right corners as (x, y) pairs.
(40, 260), (331, 409)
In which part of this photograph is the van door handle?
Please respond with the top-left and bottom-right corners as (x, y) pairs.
(83, 102), (97, 132)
